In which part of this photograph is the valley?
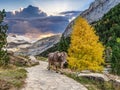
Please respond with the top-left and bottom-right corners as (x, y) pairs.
(0, 0), (120, 90)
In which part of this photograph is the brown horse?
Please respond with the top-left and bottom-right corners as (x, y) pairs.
(48, 51), (68, 73)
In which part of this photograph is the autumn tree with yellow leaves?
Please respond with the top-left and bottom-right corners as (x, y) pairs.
(67, 17), (105, 72)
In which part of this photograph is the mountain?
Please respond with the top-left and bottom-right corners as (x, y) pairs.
(7, 34), (31, 52)
(6, 5), (82, 55)
(94, 3), (120, 75)
(6, 5), (47, 18)
(59, 11), (82, 21)
(80, 0), (120, 23)
(63, 0), (120, 38)
(40, 0), (120, 57)
(16, 35), (61, 56)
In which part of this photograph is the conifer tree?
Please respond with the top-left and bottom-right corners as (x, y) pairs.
(67, 17), (105, 72)
(0, 9), (9, 66)
(58, 36), (70, 52)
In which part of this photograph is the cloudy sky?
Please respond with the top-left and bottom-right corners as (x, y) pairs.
(1, 0), (95, 40)
(0, 0), (94, 15)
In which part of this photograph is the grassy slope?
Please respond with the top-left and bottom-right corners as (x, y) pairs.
(0, 53), (38, 89)
(0, 67), (27, 90)
(64, 73), (115, 90)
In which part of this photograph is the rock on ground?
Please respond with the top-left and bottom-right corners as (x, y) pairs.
(21, 61), (87, 90)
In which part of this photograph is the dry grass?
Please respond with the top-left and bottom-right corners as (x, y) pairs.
(0, 67), (27, 90)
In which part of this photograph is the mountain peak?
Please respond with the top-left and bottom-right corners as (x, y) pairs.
(28, 5), (34, 8)
(6, 5), (47, 18)
(26, 5), (40, 11)
(80, 0), (120, 23)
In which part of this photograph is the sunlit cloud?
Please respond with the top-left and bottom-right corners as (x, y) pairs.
(32, 1), (69, 15)
(24, 32), (60, 42)
(31, 0), (94, 15)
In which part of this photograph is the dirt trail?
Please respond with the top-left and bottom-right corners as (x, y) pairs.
(21, 61), (87, 90)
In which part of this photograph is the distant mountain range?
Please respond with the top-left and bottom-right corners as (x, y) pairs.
(7, 34), (61, 56)
(24, 34), (61, 56)
(7, 34), (31, 52)
(5, 5), (81, 37)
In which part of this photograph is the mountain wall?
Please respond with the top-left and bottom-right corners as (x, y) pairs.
(63, 0), (120, 38)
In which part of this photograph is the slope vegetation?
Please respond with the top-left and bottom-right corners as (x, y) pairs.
(94, 3), (120, 75)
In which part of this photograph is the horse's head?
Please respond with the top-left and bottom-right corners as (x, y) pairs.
(59, 52), (68, 68)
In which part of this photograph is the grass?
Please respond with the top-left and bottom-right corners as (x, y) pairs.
(36, 56), (47, 61)
(64, 72), (115, 90)
(0, 67), (27, 89)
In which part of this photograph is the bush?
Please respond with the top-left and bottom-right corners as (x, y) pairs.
(0, 9), (9, 66)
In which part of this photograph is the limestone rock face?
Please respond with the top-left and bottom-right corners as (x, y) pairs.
(81, 0), (120, 23)
(63, 0), (120, 38)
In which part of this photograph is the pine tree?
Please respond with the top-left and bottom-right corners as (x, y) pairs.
(58, 36), (70, 52)
(0, 9), (9, 66)
(67, 17), (105, 72)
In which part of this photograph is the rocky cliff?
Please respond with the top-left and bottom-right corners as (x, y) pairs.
(63, 0), (120, 38)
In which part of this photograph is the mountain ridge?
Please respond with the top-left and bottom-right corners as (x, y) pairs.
(16, 34), (61, 56)
(63, 0), (120, 38)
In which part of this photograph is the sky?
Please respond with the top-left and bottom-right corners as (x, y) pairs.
(0, 0), (94, 15)
(1, 0), (95, 40)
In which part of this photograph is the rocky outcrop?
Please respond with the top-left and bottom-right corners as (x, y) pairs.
(78, 73), (120, 90)
(81, 0), (120, 23)
(8, 51), (39, 66)
(78, 73), (110, 81)
(63, 0), (120, 38)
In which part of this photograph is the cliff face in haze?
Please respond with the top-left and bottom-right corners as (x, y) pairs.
(16, 35), (61, 56)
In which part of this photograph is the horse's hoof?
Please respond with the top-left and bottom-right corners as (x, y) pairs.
(60, 72), (63, 74)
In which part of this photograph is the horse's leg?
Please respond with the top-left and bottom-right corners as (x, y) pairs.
(55, 62), (58, 73)
(56, 65), (58, 73)
(48, 60), (51, 70)
(60, 62), (64, 74)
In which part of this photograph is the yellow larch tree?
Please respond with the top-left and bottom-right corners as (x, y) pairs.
(67, 17), (105, 72)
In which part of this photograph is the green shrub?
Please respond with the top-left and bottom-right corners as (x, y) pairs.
(0, 9), (9, 66)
